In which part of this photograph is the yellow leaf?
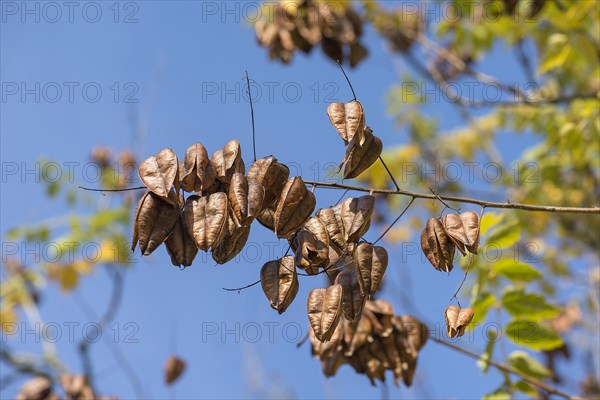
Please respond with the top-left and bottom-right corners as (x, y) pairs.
(0, 306), (17, 331)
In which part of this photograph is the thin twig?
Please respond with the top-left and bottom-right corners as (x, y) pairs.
(336, 59), (357, 100)
(245, 70), (257, 162)
(430, 337), (576, 400)
(302, 180), (600, 214)
(378, 156), (401, 191)
(78, 267), (123, 395)
(450, 254), (473, 304)
(223, 279), (261, 292)
(79, 185), (146, 192)
(373, 197), (415, 245)
(429, 187), (461, 213)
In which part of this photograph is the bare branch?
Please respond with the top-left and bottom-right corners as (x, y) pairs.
(303, 180), (600, 214)
(431, 337), (576, 400)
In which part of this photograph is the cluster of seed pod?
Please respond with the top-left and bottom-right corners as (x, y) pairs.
(254, 0), (367, 66)
(16, 374), (117, 400)
(260, 194), (389, 323)
(327, 100), (382, 178)
(131, 139), (316, 266)
(420, 211), (480, 273)
(308, 299), (428, 387)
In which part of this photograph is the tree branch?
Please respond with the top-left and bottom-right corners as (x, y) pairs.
(430, 337), (576, 400)
(302, 180), (600, 214)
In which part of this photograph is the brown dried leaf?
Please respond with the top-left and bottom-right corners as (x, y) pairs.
(131, 191), (179, 256)
(274, 177), (316, 239)
(341, 195), (374, 242)
(247, 156), (289, 208)
(165, 214), (198, 267)
(212, 214), (251, 265)
(260, 256), (299, 314)
(183, 192), (229, 251)
(180, 142), (216, 193)
(326, 100), (365, 145)
(341, 127), (382, 179)
(164, 355), (186, 385)
(211, 139), (245, 184)
(308, 284), (343, 342)
(336, 268), (365, 321)
(138, 148), (180, 205)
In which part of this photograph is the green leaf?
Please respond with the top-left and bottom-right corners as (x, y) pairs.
(483, 390), (512, 400)
(509, 351), (552, 379)
(505, 320), (564, 351)
(513, 380), (537, 397)
(502, 289), (561, 320)
(479, 212), (503, 237)
(492, 258), (542, 282)
(471, 292), (496, 324)
(486, 220), (521, 249)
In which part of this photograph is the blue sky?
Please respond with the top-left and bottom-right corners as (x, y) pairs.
(0, 1), (577, 399)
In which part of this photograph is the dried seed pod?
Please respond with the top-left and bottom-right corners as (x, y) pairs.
(260, 256), (299, 314)
(256, 203), (276, 232)
(327, 100), (365, 145)
(445, 306), (474, 338)
(246, 156), (289, 208)
(16, 376), (52, 400)
(211, 139), (245, 184)
(442, 211), (480, 255)
(179, 142), (216, 194)
(341, 195), (374, 242)
(164, 355), (186, 385)
(227, 173), (264, 225)
(420, 217), (455, 272)
(340, 127), (382, 179)
(274, 177), (316, 239)
(165, 214), (198, 267)
(308, 284), (343, 342)
(353, 243), (388, 296)
(310, 317), (344, 360)
(345, 314), (373, 356)
(184, 192), (229, 251)
(393, 315), (428, 386)
(131, 191), (179, 256)
(316, 204), (346, 253)
(460, 211), (480, 254)
(336, 268), (365, 321)
(61, 374), (95, 399)
(211, 215), (251, 265)
(442, 213), (469, 255)
(371, 246), (388, 294)
(349, 42), (368, 68)
(291, 217), (330, 274)
(138, 148), (180, 205)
